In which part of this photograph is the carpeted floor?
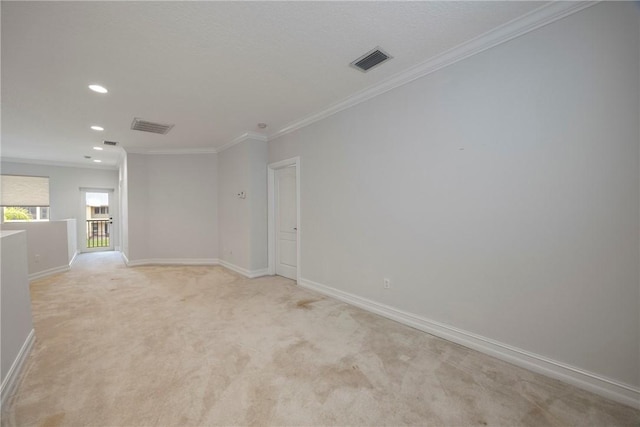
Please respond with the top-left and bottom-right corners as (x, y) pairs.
(1, 252), (638, 426)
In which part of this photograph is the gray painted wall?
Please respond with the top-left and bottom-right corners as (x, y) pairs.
(0, 231), (33, 387)
(218, 143), (251, 269)
(248, 140), (269, 271)
(218, 138), (268, 272)
(268, 3), (639, 388)
(119, 157), (129, 256)
(125, 153), (218, 262)
(1, 220), (74, 276)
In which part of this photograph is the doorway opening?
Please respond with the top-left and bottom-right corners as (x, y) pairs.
(83, 191), (113, 252)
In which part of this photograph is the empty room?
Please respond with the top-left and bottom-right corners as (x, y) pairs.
(1, 1), (638, 426)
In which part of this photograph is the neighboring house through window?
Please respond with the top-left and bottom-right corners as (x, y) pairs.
(93, 206), (109, 215)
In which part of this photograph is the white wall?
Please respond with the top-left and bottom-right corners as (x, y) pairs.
(0, 161), (119, 252)
(218, 138), (268, 273)
(125, 153), (218, 262)
(0, 230), (33, 397)
(269, 2), (639, 392)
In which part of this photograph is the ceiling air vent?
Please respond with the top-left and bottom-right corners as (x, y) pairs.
(130, 118), (174, 135)
(103, 140), (119, 146)
(350, 47), (392, 72)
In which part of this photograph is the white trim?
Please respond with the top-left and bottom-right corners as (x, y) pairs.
(121, 255), (270, 278)
(267, 157), (301, 282)
(124, 147), (218, 155)
(125, 132), (268, 156)
(218, 259), (269, 278)
(69, 251), (78, 267)
(29, 265), (70, 282)
(124, 258), (220, 267)
(298, 277), (640, 410)
(0, 329), (35, 407)
(79, 187), (114, 193)
(216, 132), (268, 154)
(268, 1), (597, 141)
(0, 156), (119, 170)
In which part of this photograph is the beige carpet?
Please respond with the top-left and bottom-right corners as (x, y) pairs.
(1, 252), (638, 427)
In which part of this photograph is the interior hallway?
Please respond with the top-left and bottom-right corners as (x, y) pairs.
(2, 252), (638, 426)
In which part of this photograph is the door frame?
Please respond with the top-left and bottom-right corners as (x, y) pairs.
(268, 157), (301, 282)
(80, 187), (115, 253)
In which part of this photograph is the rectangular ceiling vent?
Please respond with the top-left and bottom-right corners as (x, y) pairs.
(103, 140), (119, 146)
(350, 47), (392, 72)
(130, 118), (174, 135)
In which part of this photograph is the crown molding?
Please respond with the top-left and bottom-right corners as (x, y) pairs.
(0, 156), (119, 170)
(216, 131), (269, 154)
(123, 131), (268, 156)
(268, 1), (598, 141)
(124, 147), (218, 155)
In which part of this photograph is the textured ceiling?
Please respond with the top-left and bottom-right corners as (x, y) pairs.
(1, 1), (546, 168)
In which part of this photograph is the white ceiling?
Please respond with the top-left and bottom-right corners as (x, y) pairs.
(1, 1), (546, 168)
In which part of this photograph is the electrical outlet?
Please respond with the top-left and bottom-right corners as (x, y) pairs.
(35, 254), (40, 263)
(383, 278), (391, 289)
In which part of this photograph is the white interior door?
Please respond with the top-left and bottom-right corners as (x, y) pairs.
(82, 190), (114, 252)
(275, 166), (297, 280)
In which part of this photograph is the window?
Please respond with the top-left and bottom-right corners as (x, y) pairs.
(93, 206), (108, 215)
(0, 175), (50, 222)
(3, 206), (50, 221)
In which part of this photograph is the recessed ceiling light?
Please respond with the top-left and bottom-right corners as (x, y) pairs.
(88, 84), (108, 94)
(90, 125), (104, 131)
(93, 159), (102, 163)
(93, 146), (103, 151)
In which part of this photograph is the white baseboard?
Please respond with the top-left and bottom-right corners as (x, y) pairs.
(0, 329), (35, 407)
(121, 255), (270, 279)
(298, 277), (640, 410)
(68, 251), (78, 267)
(125, 258), (220, 267)
(218, 260), (270, 279)
(28, 265), (70, 282)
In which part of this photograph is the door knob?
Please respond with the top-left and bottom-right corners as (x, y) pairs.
(293, 227), (297, 230)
